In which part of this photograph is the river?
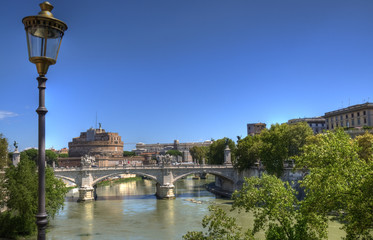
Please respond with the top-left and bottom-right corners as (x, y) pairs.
(47, 176), (345, 239)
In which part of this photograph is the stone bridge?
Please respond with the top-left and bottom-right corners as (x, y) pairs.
(54, 164), (239, 201)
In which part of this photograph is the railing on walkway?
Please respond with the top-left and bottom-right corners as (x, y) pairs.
(54, 164), (234, 172)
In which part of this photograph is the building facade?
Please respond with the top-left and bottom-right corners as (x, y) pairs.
(59, 127), (147, 167)
(247, 123), (266, 136)
(68, 127), (123, 158)
(287, 117), (326, 134)
(324, 102), (373, 130)
(134, 140), (213, 162)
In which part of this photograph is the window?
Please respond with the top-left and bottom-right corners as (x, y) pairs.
(364, 111), (366, 115)
(346, 114), (348, 119)
(352, 119), (355, 126)
(358, 118), (361, 125)
(364, 118), (367, 124)
(340, 116), (343, 120)
(357, 112), (360, 117)
(331, 124), (334, 129)
(351, 113), (354, 118)
(341, 122), (344, 127)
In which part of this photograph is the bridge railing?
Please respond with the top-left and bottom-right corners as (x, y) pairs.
(54, 164), (234, 171)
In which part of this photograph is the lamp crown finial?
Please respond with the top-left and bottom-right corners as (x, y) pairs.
(38, 2), (54, 17)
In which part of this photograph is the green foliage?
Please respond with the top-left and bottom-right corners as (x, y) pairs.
(58, 153), (69, 158)
(183, 205), (255, 240)
(235, 135), (261, 171)
(0, 134), (9, 169)
(123, 151), (135, 157)
(166, 149), (182, 156)
(189, 146), (208, 164)
(207, 138), (236, 165)
(22, 148), (38, 163)
(185, 129), (373, 240)
(232, 174), (327, 240)
(260, 122), (313, 177)
(46, 149), (58, 166)
(295, 129), (373, 239)
(0, 154), (67, 238)
(355, 132), (373, 162)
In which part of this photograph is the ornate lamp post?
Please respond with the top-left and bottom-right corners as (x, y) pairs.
(22, 2), (67, 239)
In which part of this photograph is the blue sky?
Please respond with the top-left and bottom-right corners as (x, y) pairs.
(1, 0), (373, 151)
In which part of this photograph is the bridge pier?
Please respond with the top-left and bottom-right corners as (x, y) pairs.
(78, 186), (95, 202)
(155, 183), (175, 199)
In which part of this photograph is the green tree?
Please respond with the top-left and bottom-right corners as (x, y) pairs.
(232, 174), (327, 240)
(295, 129), (373, 239)
(235, 135), (261, 171)
(183, 205), (254, 240)
(123, 151), (135, 157)
(189, 146), (208, 164)
(0, 153), (67, 238)
(207, 138), (236, 165)
(46, 149), (58, 166)
(166, 149), (182, 156)
(260, 123), (313, 177)
(355, 131), (373, 163)
(58, 153), (69, 158)
(22, 148), (38, 163)
(0, 134), (9, 169)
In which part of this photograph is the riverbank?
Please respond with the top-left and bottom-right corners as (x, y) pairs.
(205, 182), (232, 198)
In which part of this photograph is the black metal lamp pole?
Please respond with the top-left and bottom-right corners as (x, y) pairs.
(36, 75), (48, 239)
(22, 2), (67, 239)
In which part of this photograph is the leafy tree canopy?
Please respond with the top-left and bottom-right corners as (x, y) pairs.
(232, 174), (327, 240)
(123, 151), (136, 157)
(189, 146), (208, 164)
(0, 134), (9, 169)
(58, 153), (69, 158)
(46, 149), (58, 166)
(207, 138), (236, 165)
(22, 148), (38, 163)
(295, 129), (373, 239)
(235, 135), (261, 171)
(166, 149), (182, 156)
(183, 205), (254, 240)
(260, 122), (313, 176)
(0, 150), (67, 238)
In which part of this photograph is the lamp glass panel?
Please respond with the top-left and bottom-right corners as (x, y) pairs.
(27, 26), (63, 60)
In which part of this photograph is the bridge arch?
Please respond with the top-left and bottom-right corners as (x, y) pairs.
(55, 175), (77, 185)
(172, 170), (234, 184)
(91, 171), (159, 186)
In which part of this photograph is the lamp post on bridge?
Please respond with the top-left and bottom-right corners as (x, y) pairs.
(22, 2), (67, 239)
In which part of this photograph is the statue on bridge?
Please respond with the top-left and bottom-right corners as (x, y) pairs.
(81, 155), (96, 167)
(13, 141), (18, 151)
(156, 154), (172, 166)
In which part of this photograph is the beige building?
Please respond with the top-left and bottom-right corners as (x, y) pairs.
(134, 140), (213, 162)
(68, 127), (123, 158)
(287, 117), (326, 134)
(324, 102), (373, 130)
(59, 127), (147, 167)
(247, 123), (266, 136)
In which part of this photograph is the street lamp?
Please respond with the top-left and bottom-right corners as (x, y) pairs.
(22, 2), (67, 239)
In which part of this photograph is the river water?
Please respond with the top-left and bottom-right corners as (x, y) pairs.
(47, 176), (345, 240)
